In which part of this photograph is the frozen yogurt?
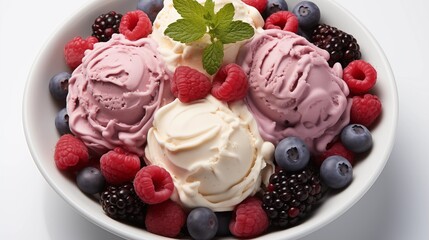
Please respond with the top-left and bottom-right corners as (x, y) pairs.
(67, 34), (172, 156)
(149, 0), (264, 74)
(237, 29), (352, 153)
(144, 95), (275, 211)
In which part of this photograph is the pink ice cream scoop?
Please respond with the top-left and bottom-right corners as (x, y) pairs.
(67, 34), (172, 156)
(236, 29), (351, 153)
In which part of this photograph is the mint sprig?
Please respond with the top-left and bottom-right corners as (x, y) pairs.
(164, 19), (206, 43)
(164, 0), (254, 75)
(203, 41), (224, 75)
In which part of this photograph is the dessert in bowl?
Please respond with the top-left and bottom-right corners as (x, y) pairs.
(23, 0), (398, 239)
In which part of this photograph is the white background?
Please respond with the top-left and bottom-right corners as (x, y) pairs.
(0, 0), (428, 239)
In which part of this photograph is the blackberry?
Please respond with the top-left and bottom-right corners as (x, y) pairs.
(100, 183), (146, 225)
(262, 167), (327, 229)
(92, 11), (123, 42)
(310, 23), (361, 67)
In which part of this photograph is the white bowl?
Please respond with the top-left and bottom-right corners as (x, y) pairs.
(22, 0), (398, 239)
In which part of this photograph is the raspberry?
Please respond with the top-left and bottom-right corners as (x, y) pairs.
(229, 197), (269, 238)
(64, 36), (98, 70)
(242, 0), (268, 13)
(171, 66), (212, 103)
(133, 165), (174, 204)
(264, 11), (299, 33)
(119, 10), (152, 40)
(54, 134), (89, 171)
(145, 199), (186, 238)
(100, 147), (141, 185)
(343, 60), (377, 95)
(350, 94), (382, 128)
(211, 63), (248, 102)
(315, 141), (355, 167)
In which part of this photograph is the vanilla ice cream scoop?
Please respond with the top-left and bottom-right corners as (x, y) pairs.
(67, 34), (172, 156)
(145, 95), (274, 211)
(149, 0), (264, 74)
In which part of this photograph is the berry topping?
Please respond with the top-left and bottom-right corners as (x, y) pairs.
(229, 197), (269, 238)
(171, 66), (212, 103)
(76, 166), (106, 194)
(215, 211), (233, 236)
(211, 63), (248, 102)
(343, 60), (377, 95)
(187, 207), (219, 240)
(275, 137), (310, 172)
(54, 134), (89, 171)
(100, 183), (146, 225)
(119, 10), (152, 40)
(311, 23), (361, 67)
(92, 11), (122, 42)
(145, 199), (186, 238)
(49, 71), (70, 102)
(100, 147), (141, 185)
(264, 11), (299, 33)
(350, 94), (382, 128)
(297, 27), (311, 40)
(262, 167), (327, 228)
(263, 0), (288, 19)
(137, 0), (164, 23)
(316, 141), (355, 167)
(64, 36), (98, 70)
(341, 124), (373, 153)
(242, 0), (268, 13)
(320, 155), (353, 189)
(133, 165), (174, 204)
(55, 108), (71, 136)
(292, 1), (320, 30)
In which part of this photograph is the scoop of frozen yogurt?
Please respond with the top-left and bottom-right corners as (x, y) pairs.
(145, 95), (274, 211)
(149, 0), (264, 74)
(237, 29), (351, 153)
(67, 34), (172, 156)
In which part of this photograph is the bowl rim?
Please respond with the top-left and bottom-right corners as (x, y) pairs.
(22, 0), (399, 239)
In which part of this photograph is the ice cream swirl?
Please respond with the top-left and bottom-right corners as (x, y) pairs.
(67, 34), (172, 156)
(145, 95), (274, 211)
(237, 29), (352, 153)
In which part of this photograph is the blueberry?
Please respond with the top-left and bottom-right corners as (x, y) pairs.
(263, 0), (288, 19)
(187, 207), (218, 240)
(55, 107), (71, 135)
(292, 1), (321, 30)
(49, 71), (70, 102)
(297, 27), (311, 41)
(215, 211), (232, 237)
(320, 155), (353, 189)
(76, 167), (106, 194)
(340, 124), (373, 153)
(274, 137), (310, 171)
(137, 0), (163, 23)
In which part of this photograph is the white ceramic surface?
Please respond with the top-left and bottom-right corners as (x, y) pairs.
(22, 0), (398, 239)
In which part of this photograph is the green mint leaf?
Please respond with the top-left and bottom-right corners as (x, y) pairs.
(213, 3), (234, 27)
(216, 20), (254, 44)
(173, 0), (206, 20)
(203, 41), (224, 75)
(204, 0), (215, 19)
(164, 19), (207, 43)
